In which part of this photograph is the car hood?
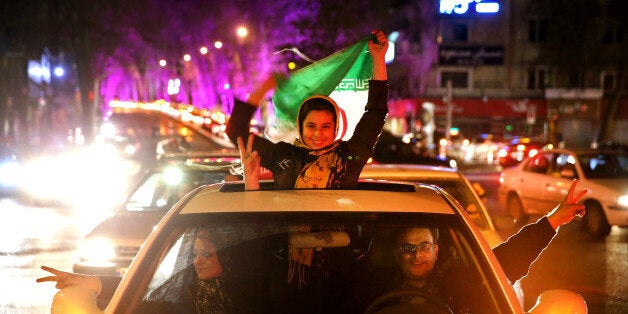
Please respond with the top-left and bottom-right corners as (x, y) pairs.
(85, 211), (164, 241)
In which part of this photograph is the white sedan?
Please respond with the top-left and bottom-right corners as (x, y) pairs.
(49, 181), (583, 313)
(498, 148), (628, 238)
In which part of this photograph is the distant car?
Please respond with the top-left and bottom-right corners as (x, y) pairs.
(498, 148), (628, 238)
(72, 151), (241, 276)
(98, 107), (234, 163)
(497, 137), (546, 168)
(373, 130), (456, 168)
(53, 181), (578, 313)
(360, 163), (503, 247)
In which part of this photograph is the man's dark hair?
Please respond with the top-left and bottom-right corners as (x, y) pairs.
(395, 225), (439, 244)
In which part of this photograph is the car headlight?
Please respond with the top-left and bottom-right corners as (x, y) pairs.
(449, 159), (458, 169)
(618, 195), (628, 208)
(77, 238), (116, 262)
(0, 161), (20, 186)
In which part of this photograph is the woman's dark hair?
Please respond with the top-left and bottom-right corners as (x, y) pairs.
(297, 97), (338, 134)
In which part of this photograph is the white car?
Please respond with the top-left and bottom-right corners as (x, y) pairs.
(73, 151), (241, 276)
(498, 148), (628, 238)
(360, 163), (503, 248)
(50, 181), (583, 313)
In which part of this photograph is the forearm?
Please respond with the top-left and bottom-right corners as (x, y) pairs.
(371, 56), (387, 80)
(247, 75), (276, 106)
(350, 80), (388, 152)
(492, 217), (556, 283)
(244, 174), (260, 190)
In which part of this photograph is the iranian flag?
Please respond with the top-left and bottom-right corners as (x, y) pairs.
(270, 36), (373, 141)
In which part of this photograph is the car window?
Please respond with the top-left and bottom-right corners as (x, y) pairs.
(550, 153), (578, 179)
(128, 212), (511, 313)
(125, 168), (231, 212)
(578, 152), (628, 179)
(523, 153), (550, 174)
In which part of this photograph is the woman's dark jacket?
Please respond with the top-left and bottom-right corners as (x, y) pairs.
(225, 80), (389, 189)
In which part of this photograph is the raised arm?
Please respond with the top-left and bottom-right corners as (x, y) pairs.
(493, 180), (587, 283)
(225, 75), (276, 146)
(369, 30), (388, 81)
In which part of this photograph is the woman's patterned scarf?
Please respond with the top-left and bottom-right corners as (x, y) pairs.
(293, 139), (345, 188)
(194, 277), (233, 314)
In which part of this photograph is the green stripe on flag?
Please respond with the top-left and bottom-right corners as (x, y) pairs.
(272, 36), (373, 125)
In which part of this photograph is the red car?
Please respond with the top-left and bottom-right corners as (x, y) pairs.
(497, 137), (546, 168)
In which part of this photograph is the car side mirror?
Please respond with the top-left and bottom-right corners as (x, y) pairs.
(527, 289), (587, 313)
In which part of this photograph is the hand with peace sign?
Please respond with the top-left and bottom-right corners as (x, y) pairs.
(36, 265), (102, 295)
(546, 179), (588, 230)
(237, 134), (261, 190)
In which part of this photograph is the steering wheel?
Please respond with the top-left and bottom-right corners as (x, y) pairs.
(364, 289), (453, 314)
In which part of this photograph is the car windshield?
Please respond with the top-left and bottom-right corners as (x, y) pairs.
(126, 211), (512, 313)
(412, 179), (489, 230)
(578, 151), (628, 179)
(124, 167), (234, 212)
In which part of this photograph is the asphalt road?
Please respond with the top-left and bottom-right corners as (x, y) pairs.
(463, 165), (627, 313)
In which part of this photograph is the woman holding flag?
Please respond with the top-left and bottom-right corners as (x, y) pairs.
(226, 30), (389, 190)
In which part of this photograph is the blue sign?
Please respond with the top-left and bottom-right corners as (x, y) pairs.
(439, 0), (501, 15)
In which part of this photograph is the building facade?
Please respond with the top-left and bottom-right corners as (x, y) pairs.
(387, 0), (627, 148)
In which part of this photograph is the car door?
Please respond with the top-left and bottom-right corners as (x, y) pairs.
(542, 152), (578, 212)
(518, 152), (556, 214)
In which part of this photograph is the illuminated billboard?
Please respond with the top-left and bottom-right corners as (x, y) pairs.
(439, 0), (501, 15)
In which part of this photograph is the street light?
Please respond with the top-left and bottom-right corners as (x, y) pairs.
(236, 26), (248, 38)
(54, 66), (65, 78)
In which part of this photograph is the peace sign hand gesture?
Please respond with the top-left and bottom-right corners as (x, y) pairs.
(546, 179), (588, 230)
(36, 265), (102, 295)
(237, 134), (260, 190)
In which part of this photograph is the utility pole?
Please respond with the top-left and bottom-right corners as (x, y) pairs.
(445, 80), (453, 142)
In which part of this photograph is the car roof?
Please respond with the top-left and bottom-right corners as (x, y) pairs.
(360, 163), (462, 180)
(177, 182), (456, 215)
